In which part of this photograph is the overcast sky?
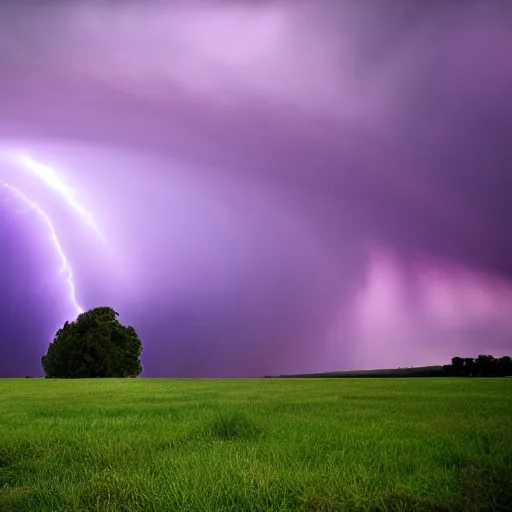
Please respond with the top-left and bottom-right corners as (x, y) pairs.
(1, 1), (511, 377)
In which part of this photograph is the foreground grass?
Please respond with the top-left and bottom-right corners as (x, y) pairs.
(0, 378), (511, 512)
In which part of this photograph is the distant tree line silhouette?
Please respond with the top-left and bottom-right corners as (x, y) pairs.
(268, 354), (512, 379)
(443, 355), (512, 377)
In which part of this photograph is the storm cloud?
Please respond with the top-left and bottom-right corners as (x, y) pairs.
(1, 1), (511, 377)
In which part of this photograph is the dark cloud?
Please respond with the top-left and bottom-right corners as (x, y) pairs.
(0, 1), (511, 376)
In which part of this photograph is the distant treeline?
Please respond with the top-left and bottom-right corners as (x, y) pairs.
(443, 355), (512, 377)
(268, 355), (512, 379)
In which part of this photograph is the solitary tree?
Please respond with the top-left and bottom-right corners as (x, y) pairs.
(41, 307), (143, 378)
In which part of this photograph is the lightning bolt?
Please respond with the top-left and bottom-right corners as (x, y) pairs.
(1, 182), (84, 317)
(5, 153), (105, 242)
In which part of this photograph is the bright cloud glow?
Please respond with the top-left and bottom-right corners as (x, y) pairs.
(7, 153), (105, 241)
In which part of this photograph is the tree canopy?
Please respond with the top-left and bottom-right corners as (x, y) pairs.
(41, 307), (143, 378)
(444, 354), (512, 377)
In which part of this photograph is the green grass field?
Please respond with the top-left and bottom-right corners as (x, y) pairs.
(1, 378), (511, 512)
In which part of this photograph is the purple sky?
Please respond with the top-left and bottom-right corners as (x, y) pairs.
(1, 1), (512, 377)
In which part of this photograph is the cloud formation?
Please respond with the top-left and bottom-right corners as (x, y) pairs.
(0, 1), (511, 376)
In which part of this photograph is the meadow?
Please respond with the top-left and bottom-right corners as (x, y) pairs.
(0, 378), (511, 512)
